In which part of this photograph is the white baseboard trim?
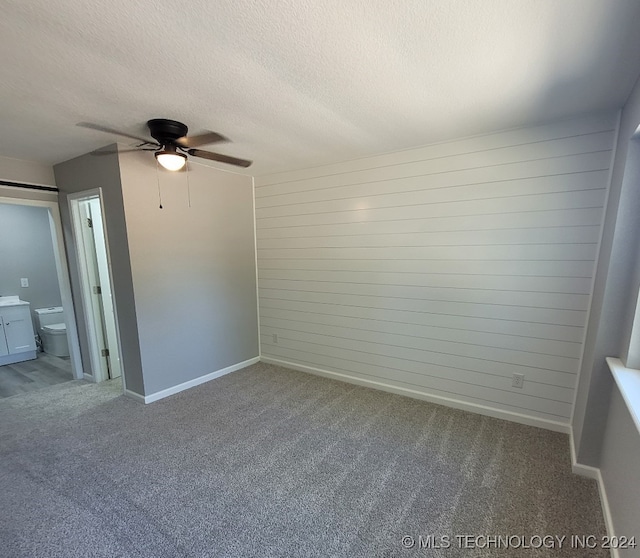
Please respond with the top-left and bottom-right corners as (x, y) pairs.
(143, 356), (260, 404)
(569, 430), (600, 479)
(260, 356), (570, 433)
(83, 373), (95, 383)
(570, 430), (617, 558)
(124, 389), (145, 403)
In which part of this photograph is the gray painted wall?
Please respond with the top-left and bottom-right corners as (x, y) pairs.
(569, 74), (640, 550)
(54, 145), (258, 397)
(255, 113), (616, 428)
(573, 74), (640, 465)
(54, 146), (145, 396)
(117, 150), (258, 395)
(619, 138), (640, 370)
(599, 388), (640, 553)
(0, 204), (62, 319)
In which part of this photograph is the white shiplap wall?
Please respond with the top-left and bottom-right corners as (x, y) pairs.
(254, 113), (618, 429)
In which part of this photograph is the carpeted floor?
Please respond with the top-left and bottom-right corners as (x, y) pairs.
(0, 362), (607, 557)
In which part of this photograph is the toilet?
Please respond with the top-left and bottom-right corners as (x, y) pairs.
(34, 307), (69, 357)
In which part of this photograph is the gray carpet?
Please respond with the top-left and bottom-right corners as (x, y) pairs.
(0, 362), (607, 557)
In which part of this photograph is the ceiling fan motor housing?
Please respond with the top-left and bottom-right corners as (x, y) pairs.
(147, 119), (188, 145)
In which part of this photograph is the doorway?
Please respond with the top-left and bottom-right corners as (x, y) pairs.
(0, 194), (83, 383)
(69, 190), (122, 383)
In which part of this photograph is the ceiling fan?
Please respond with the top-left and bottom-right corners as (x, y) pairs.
(78, 119), (252, 170)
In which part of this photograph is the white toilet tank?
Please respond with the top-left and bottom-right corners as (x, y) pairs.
(34, 307), (69, 357)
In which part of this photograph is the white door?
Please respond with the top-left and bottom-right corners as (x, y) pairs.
(78, 200), (110, 382)
(87, 199), (122, 379)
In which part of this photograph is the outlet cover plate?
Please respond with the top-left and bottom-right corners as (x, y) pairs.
(512, 374), (525, 388)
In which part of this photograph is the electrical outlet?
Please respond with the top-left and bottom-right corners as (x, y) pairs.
(272, 333), (278, 344)
(512, 373), (525, 388)
(20, 278), (29, 288)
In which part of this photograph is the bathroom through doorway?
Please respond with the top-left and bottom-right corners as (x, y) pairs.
(0, 191), (83, 386)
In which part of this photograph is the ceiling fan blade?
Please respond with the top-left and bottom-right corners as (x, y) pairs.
(188, 148), (252, 168)
(175, 131), (228, 148)
(90, 147), (157, 156)
(77, 122), (156, 145)
(122, 147), (158, 153)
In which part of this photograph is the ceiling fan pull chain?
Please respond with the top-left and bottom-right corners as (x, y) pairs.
(155, 159), (163, 209)
(186, 162), (192, 208)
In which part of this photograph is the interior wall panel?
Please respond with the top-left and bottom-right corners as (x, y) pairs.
(255, 113), (617, 426)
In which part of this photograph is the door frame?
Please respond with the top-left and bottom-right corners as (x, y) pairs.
(0, 195), (83, 380)
(68, 188), (124, 385)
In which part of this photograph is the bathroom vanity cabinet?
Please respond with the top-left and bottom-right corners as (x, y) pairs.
(0, 298), (37, 366)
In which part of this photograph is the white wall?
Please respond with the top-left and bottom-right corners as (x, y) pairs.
(0, 154), (57, 204)
(0, 155), (55, 186)
(255, 113), (618, 428)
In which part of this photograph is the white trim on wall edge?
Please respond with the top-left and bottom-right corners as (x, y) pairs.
(261, 356), (570, 433)
(141, 356), (260, 404)
(570, 431), (618, 558)
(252, 175), (261, 359)
(569, 430), (600, 479)
(124, 389), (145, 403)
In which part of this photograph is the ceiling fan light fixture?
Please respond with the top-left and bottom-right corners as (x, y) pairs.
(155, 149), (187, 171)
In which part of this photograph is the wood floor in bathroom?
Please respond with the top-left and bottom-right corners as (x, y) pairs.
(0, 353), (73, 398)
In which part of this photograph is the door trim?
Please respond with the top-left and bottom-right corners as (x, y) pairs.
(68, 188), (124, 388)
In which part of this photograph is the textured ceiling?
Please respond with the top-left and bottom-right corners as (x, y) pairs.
(1, 0), (639, 176)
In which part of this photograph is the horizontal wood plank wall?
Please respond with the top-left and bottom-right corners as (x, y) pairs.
(254, 113), (617, 426)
